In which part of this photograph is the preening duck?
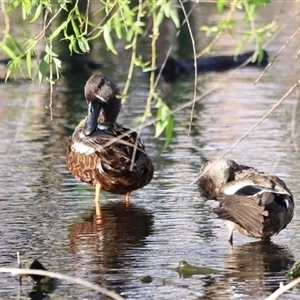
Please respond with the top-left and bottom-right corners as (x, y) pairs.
(66, 74), (154, 215)
(197, 157), (294, 244)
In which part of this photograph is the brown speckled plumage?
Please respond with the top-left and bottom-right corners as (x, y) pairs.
(66, 74), (154, 213)
(197, 157), (293, 243)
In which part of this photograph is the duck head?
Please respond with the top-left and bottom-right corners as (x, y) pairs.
(83, 74), (121, 136)
(198, 157), (240, 199)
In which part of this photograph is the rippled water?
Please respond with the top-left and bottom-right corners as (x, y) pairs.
(0, 2), (300, 300)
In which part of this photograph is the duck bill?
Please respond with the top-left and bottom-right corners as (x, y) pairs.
(83, 102), (101, 136)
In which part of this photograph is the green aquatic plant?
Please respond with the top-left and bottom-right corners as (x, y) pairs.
(175, 260), (222, 278)
(288, 260), (300, 278)
(139, 275), (153, 283)
(24, 258), (57, 293)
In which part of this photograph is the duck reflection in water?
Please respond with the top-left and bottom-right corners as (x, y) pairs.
(66, 74), (154, 215)
(224, 240), (294, 297)
(69, 202), (154, 268)
(68, 202), (153, 293)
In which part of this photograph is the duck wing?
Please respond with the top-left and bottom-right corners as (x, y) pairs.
(235, 168), (293, 196)
(215, 174), (293, 237)
(214, 193), (268, 236)
(84, 125), (148, 174)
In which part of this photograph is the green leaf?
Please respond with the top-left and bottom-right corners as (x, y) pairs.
(39, 56), (50, 83)
(50, 21), (68, 39)
(5, 57), (21, 80)
(6, 0), (22, 12)
(2, 45), (18, 59)
(103, 24), (117, 54)
(26, 50), (32, 78)
(161, 1), (180, 28)
(53, 57), (61, 69)
(21, 0), (34, 19)
(78, 37), (90, 53)
(235, 33), (251, 55)
(248, 0), (270, 4)
(155, 121), (165, 138)
(30, 3), (43, 23)
(154, 7), (165, 29)
(71, 18), (80, 36)
(68, 35), (80, 54)
(113, 12), (123, 39)
(164, 116), (174, 147)
(217, 0), (226, 13)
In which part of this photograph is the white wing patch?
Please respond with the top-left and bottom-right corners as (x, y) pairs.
(72, 141), (96, 155)
(224, 181), (252, 195)
(97, 124), (108, 130)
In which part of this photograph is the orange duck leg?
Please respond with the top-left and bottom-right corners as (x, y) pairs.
(94, 183), (101, 216)
(125, 192), (131, 207)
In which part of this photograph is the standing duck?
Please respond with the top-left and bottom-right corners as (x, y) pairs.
(66, 74), (154, 215)
(197, 157), (293, 244)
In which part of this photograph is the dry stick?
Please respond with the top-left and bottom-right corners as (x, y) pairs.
(17, 252), (22, 287)
(0, 268), (124, 300)
(87, 1), (116, 37)
(45, 10), (54, 122)
(254, 25), (300, 84)
(84, 0), (90, 35)
(124, 0), (144, 171)
(178, 0), (198, 136)
(17, 252), (21, 268)
(270, 87), (300, 173)
(264, 276), (300, 300)
(190, 78), (300, 186)
(290, 88), (299, 152)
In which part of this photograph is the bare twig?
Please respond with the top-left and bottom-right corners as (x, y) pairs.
(17, 253), (21, 268)
(291, 88), (300, 151)
(153, 3), (197, 89)
(44, 10), (54, 122)
(264, 277), (300, 300)
(178, 0), (197, 136)
(190, 78), (300, 186)
(255, 25), (300, 84)
(121, 0), (143, 103)
(87, 1), (117, 37)
(0, 267), (124, 300)
(196, 0), (238, 58)
(16, 252), (22, 286)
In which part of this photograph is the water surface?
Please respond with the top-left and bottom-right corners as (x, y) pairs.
(0, 2), (300, 300)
